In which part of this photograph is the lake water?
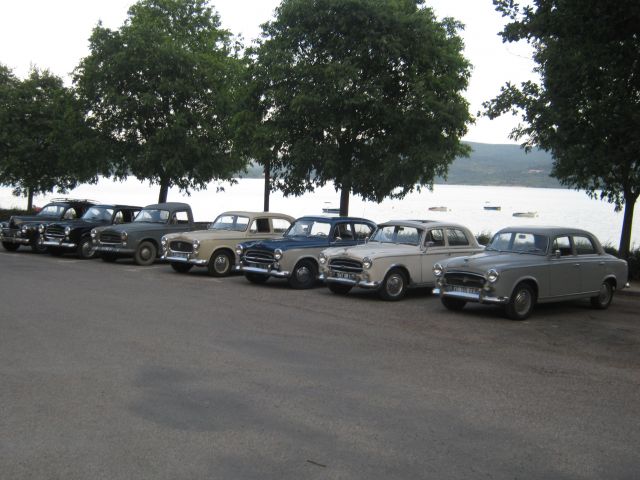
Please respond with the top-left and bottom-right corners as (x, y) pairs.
(1, 177), (638, 248)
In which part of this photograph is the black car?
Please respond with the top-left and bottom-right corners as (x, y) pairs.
(41, 204), (141, 258)
(0, 199), (97, 253)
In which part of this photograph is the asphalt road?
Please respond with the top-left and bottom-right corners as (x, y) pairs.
(1, 250), (639, 480)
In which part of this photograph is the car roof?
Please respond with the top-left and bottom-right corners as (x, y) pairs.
(216, 211), (295, 220)
(379, 219), (470, 230)
(497, 226), (598, 238)
(91, 204), (142, 210)
(296, 215), (376, 224)
(143, 202), (190, 210)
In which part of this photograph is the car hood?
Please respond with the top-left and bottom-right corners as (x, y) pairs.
(164, 229), (250, 242)
(9, 214), (60, 227)
(241, 236), (330, 252)
(99, 222), (170, 234)
(442, 251), (548, 273)
(48, 219), (108, 230)
(323, 242), (417, 259)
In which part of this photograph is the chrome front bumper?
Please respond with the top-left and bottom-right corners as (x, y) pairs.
(94, 244), (135, 255)
(163, 253), (207, 266)
(319, 273), (379, 289)
(42, 239), (77, 249)
(434, 286), (508, 305)
(238, 264), (290, 278)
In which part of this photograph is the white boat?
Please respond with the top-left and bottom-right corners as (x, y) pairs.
(428, 206), (449, 212)
(513, 212), (538, 218)
(322, 207), (341, 214)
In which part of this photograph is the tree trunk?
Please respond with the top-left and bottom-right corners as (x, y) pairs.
(263, 159), (271, 212)
(339, 187), (350, 217)
(618, 191), (638, 260)
(158, 178), (170, 203)
(27, 188), (34, 213)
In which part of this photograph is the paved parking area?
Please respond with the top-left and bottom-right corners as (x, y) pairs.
(1, 250), (639, 479)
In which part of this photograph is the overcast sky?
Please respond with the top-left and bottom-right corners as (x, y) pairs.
(0, 0), (536, 144)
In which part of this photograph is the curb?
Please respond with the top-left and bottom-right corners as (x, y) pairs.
(619, 284), (640, 297)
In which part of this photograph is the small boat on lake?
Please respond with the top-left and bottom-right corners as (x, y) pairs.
(322, 207), (341, 214)
(513, 211), (538, 218)
(484, 205), (501, 211)
(428, 206), (449, 212)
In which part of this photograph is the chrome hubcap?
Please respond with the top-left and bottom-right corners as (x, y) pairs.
(386, 274), (404, 297)
(214, 255), (229, 273)
(598, 284), (611, 303)
(296, 266), (312, 283)
(140, 247), (152, 260)
(514, 289), (532, 315)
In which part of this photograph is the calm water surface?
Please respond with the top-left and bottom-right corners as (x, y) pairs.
(1, 178), (638, 247)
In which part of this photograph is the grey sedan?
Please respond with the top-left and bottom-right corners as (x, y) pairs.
(433, 226), (629, 320)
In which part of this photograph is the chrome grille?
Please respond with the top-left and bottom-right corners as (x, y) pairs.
(329, 258), (363, 273)
(99, 232), (122, 244)
(45, 225), (65, 238)
(244, 249), (275, 264)
(444, 272), (486, 289)
(169, 241), (193, 253)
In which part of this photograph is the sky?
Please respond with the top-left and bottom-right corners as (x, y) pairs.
(0, 0), (537, 145)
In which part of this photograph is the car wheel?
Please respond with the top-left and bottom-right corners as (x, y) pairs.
(2, 242), (19, 252)
(245, 272), (269, 284)
(505, 283), (536, 320)
(101, 253), (118, 263)
(590, 281), (614, 309)
(378, 268), (408, 301)
(77, 238), (96, 259)
(288, 260), (318, 289)
(134, 241), (157, 266)
(328, 283), (353, 295)
(30, 236), (47, 253)
(441, 296), (466, 311)
(207, 251), (233, 277)
(171, 262), (193, 273)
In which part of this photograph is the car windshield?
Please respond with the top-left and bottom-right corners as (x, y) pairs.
(285, 219), (331, 238)
(134, 209), (170, 224)
(486, 232), (549, 255)
(37, 205), (65, 216)
(370, 225), (422, 246)
(82, 207), (114, 222)
(210, 214), (250, 232)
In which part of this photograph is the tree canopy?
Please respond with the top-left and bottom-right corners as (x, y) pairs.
(484, 0), (640, 258)
(74, 0), (246, 203)
(247, 0), (472, 215)
(0, 66), (103, 211)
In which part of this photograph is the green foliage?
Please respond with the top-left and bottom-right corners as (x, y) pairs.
(475, 230), (493, 246)
(248, 0), (472, 212)
(74, 0), (246, 202)
(0, 65), (103, 207)
(484, 0), (640, 258)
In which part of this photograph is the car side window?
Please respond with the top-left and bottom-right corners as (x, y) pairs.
(574, 235), (597, 255)
(425, 229), (445, 247)
(334, 223), (354, 240)
(173, 211), (189, 224)
(113, 211), (124, 224)
(250, 218), (271, 233)
(447, 229), (469, 246)
(552, 236), (572, 256)
(63, 208), (77, 219)
(272, 218), (291, 233)
(353, 223), (374, 240)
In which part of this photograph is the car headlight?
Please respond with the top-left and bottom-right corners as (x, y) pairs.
(91, 228), (97, 239)
(318, 252), (327, 265)
(274, 248), (283, 261)
(64, 226), (71, 237)
(236, 244), (244, 256)
(21, 225), (29, 234)
(433, 263), (443, 277)
(38, 224), (45, 234)
(193, 240), (200, 252)
(161, 236), (167, 247)
(120, 231), (128, 243)
(486, 269), (499, 283)
(363, 257), (373, 269)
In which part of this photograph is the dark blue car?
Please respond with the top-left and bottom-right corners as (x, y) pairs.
(236, 215), (376, 289)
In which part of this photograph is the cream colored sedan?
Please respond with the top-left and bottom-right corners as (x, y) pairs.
(319, 220), (484, 300)
(161, 211), (294, 276)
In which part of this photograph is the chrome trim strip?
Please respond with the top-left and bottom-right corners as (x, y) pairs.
(42, 240), (77, 248)
(240, 265), (290, 278)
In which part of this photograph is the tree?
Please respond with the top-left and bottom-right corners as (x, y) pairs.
(74, 0), (245, 203)
(484, 0), (640, 259)
(0, 66), (103, 211)
(247, 0), (472, 215)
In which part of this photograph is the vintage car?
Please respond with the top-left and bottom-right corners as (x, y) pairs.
(92, 202), (209, 266)
(236, 215), (377, 289)
(319, 220), (484, 300)
(40, 204), (141, 258)
(161, 211), (294, 276)
(433, 226), (629, 320)
(0, 199), (96, 252)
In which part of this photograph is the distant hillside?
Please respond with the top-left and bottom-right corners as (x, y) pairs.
(237, 141), (561, 188)
(435, 142), (560, 188)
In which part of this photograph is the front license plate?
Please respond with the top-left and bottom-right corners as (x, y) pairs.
(99, 246), (119, 253)
(249, 262), (270, 270)
(334, 271), (355, 280)
(450, 286), (479, 295)
(172, 252), (189, 259)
